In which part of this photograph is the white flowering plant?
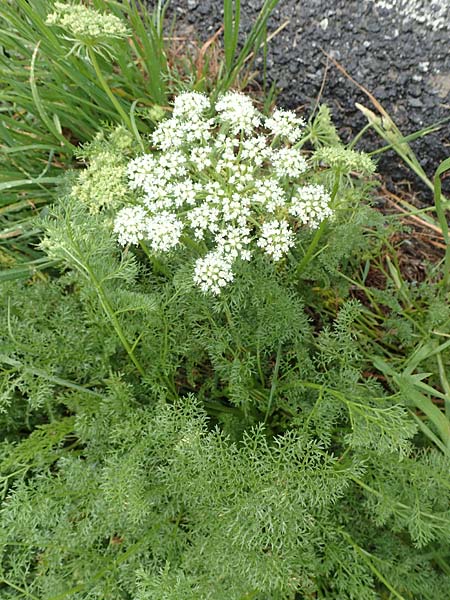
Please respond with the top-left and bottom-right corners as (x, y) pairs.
(112, 91), (372, 295)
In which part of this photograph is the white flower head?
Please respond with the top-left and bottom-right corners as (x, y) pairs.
(193, 252), (234, 295)
(289, 184), (333, 229)
(272, 147), (308, 179)
(265, 109), (305, 143)
(114, 92), (349, 294)
(151, 119), (185, 151)
(127, 154), (158, 190)
(173, 92), (210, 120)
(114, 205), (148, 246)
(215, 225), (251, 260)
(257, 220), (295, 261)
(187, 204), (221, 239)
(252, 179), (286, 213)
(182, 118), (213, 144)
(144, 211), (184, 253)
(46, 2), (129, 59)
(221, 192), (251, 225)
(170, 179), (202, 207)
(190, 146), (213, 171)
(158, 151), (187, 181)
(240, 135), (270, 166)
(215, 92), (261, 135)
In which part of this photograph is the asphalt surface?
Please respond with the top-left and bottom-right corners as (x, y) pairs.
(167, 0), (450, 196)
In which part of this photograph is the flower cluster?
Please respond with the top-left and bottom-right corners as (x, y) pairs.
(114, 91), (336, 294)
(71, 128), (133, 214)
(314, 146), (375, 176)
(46, 2), (129, 57)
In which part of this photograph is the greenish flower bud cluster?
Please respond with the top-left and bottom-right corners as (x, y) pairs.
(71, 127), (133, 213)
(314, 145), (376, 175)
(46, 2), (129, 44)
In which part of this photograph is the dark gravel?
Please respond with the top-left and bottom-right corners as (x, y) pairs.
(168, 0), (450, 196)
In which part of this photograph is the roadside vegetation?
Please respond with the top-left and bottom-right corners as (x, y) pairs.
(1, 1), (449, 598)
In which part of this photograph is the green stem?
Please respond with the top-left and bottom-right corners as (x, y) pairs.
(256, 339), (265, 387)
(88, 47), (132, 130)
(348, 123), (372, 149)
(0, 579), (40, 600)
(264, 341), (282, 423)
(0, 354), (103, 398)
(340, 531), (406, 600)
(93, 276), (145, 377)
(436, 351), (450, 419)
(295, 220), (327, 276)
(139, 241), (170, 277)
(63, 222), (145, 377)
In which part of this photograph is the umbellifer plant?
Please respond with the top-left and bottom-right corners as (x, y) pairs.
(1, 91), (449, 600)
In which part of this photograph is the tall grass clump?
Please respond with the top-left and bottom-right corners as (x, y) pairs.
(1, 2), (450, 599)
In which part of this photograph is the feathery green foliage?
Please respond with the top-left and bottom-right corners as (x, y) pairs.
(1, 2), (450, 598)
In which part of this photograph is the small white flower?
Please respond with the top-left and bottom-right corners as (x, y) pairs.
(216, 136), (240, 172)
(265, 109), (305, 143)
(187, 204), (220, 239)
(221, 192), (251, 225)
(127, 154), (158, 190)
(272, 147), (308, 179)
(151, 118), (185, 150)
(190, 146), (213, 171)
(257, 220), (295, 261)
(193, 252), (234, 294)
(158, 151), (187, 180)
(183, 119), (213, 144)
(215, 226), (251, 260)
(240, 135), (270, 166)
(144, 211), (184, 253)
(170, 179), (202, 207)
(173, 92), (210, 120)
(114, 206), (148, 246)
(215, 92), (261, 134)
(289, 184), (333, 228)
(252, 179), (286, 212)
(142, 183), (173, 212)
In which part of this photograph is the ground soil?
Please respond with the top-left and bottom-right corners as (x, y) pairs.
(167, 0), (450, 198)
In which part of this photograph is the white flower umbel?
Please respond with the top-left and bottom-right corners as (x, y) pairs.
(193, 252), (234, 295)
(114, 92), (340, 293)
(127, 155), (159, 190)
(215, 226), (251, 260)
(215, 92), (261, 135)
(257, 220), (295, 261)
(272, 148), (309, 179)
(252, 179), (286, 213)
(187, 204), (220, 239)
(144, 212), (184, 253)
(151, 119), (185, 151)
(190, 146), (213, 171)
(170, 179), (202, 208)
(240, 136), (270, 166)
(46, 2), (129, 60)
(173, 92), (210, 120)
(114, 206), (148, 246)
(265, 109), (305, 143)
(289, 185), (333, 229)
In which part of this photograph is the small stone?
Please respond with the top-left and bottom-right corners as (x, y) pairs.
(407, 97), (424, 108)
